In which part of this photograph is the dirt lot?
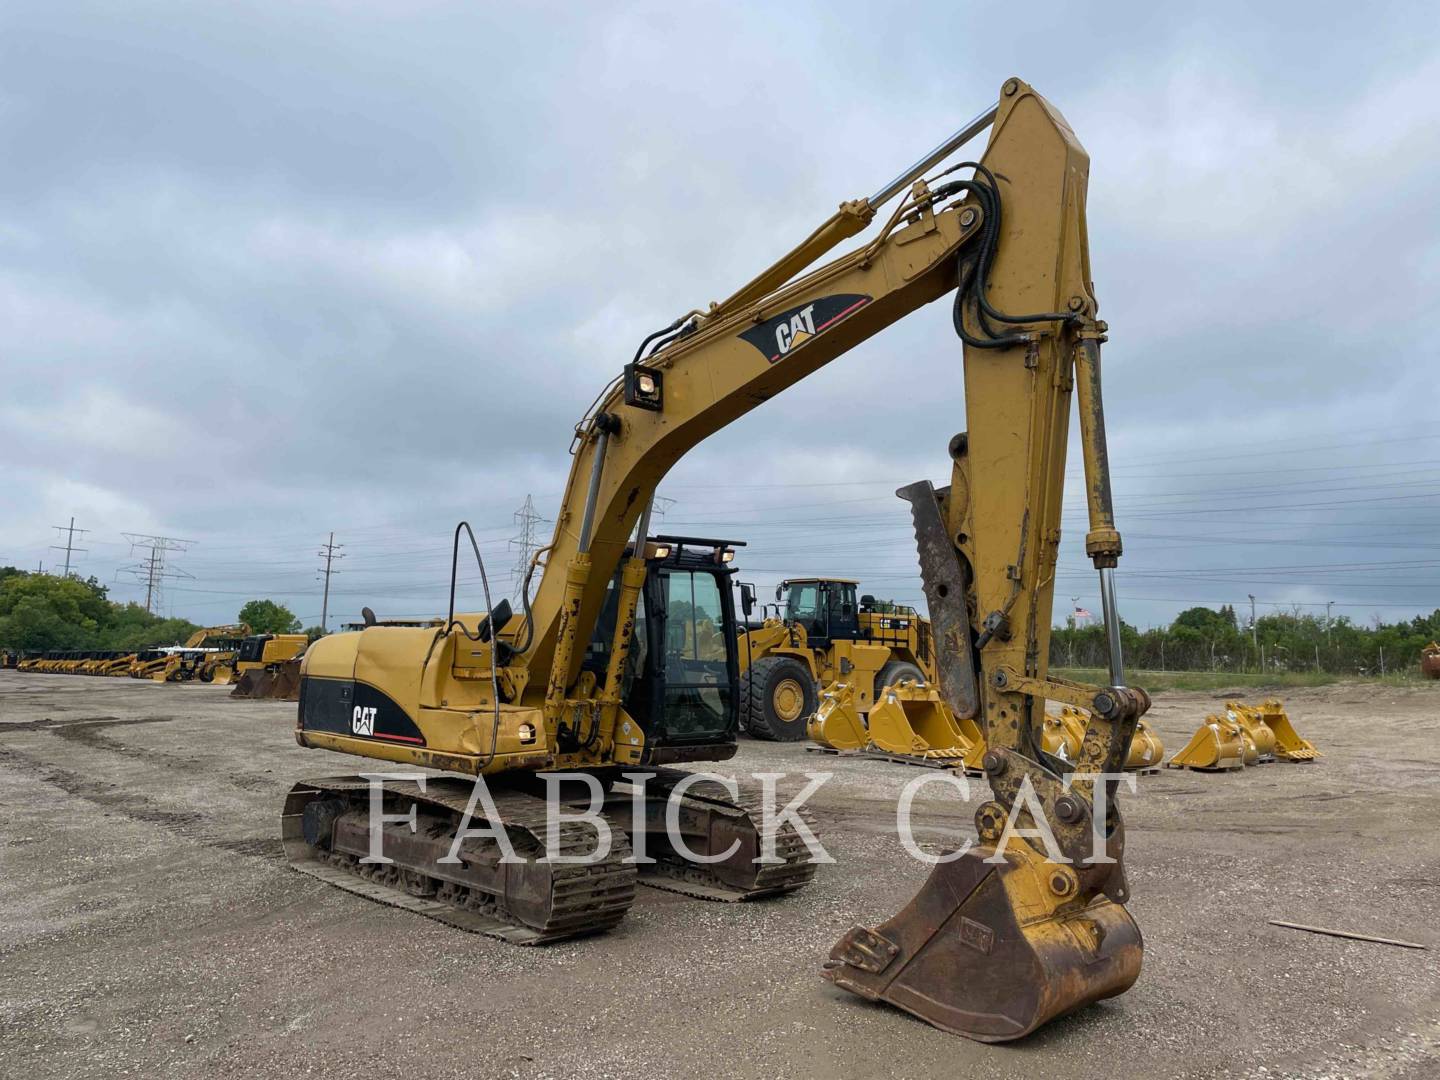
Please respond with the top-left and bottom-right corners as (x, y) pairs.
(1, 673), (1438, 1079)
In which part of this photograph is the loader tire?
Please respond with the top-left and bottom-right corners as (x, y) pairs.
(742, 657), (817, 742)
(875, 660), (925, 698)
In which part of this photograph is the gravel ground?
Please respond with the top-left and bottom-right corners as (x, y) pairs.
(1, 672), (1437, 1079)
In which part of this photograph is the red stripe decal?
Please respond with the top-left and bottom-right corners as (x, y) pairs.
(814, 297), (870, 332)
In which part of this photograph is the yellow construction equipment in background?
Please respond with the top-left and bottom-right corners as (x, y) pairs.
(228, 634), (309, 699)
(811, 681), (1161, 774)
(738, 580), (935, 741)
(1168, 698), (1317, 770)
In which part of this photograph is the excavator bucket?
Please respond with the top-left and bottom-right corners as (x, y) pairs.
(1223, 702), (1276, 764)
(1049, 705), (1163, 772)
(808, 682), (869, 751)
(212, 665), (235, 686)
(824, 841), (1142, 1041)
(865, 680), (984, 772)
(1252, 698), (1319, 762)
(1166, 714), (1246, 771)
(1125, 718), (1165, 772)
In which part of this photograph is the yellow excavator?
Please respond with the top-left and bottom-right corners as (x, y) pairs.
(287, 77), (1150, 1042)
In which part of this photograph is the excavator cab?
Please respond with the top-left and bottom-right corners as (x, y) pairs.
(584, 535), (744, 748)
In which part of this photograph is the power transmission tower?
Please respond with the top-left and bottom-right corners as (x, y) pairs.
(51, 517), (88, 577)
(317, 532), (345, 630)
(119, 534), (195, 614)
(508, 495), (548, 601)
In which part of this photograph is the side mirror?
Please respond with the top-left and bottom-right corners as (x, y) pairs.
(739, 583), (756, 617)
(775, 585), (784, 602)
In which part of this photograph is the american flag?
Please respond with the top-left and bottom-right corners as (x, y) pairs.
(1073, 607), (1093, 622)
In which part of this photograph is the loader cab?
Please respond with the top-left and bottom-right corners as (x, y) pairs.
(778, 578), (861, 649)
(585, 535), (744, 751)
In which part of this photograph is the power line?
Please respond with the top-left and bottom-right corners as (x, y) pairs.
(318, 532), (345, 631)
(508, 495), (547, 602)
(118, 534), (195, 614)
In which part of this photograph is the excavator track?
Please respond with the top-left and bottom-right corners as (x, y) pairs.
(614, 767), (819, 901)
(282, 776), (637, 945)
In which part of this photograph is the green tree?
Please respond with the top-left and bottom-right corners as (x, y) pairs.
(238, 599), (302, 634)
(304, 625), (327, 643)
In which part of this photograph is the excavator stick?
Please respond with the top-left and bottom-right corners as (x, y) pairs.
(1252, 698), (1319, 762)
(823, 80), (1151, 1041)
(864, 679), (984, 772)
(1167, 714), (1247, 771)
(808, 681), (870, 751)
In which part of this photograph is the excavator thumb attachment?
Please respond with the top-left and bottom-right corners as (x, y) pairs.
(1166, 714), (1246, 771)
(808, 682), (869, 751)
(1253, 698), (1319, 762)
(866, 680), (984, 771)
(824, 842), (1142, 1042)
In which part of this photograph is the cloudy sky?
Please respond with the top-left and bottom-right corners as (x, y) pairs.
(2, 1), (1437, 633)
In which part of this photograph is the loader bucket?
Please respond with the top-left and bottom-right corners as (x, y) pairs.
(229, 669), (264, 699)
(213, 665), (235, 686)
(1166, 715), (1246, 771)
(866, 680), (984, 770)
(1253, 699), (1319, 762)
(809, 682), (869, 750)
(824, 841), (1142, 1042)
(267, 659), (303, 701)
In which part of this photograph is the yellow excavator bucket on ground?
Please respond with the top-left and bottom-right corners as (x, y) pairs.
(1048, 705), (1164, 772)
(1167, 713), (1247, 771)
(1252, 698), (1319, 762)
(865, 679), (985, 772)
(808, 682), (869, 751)
(1223, 701), (1276, 764)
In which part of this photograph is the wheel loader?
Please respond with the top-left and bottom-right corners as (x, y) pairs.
(286, 77), (1152, 1042)
(736, 578), (935, 740)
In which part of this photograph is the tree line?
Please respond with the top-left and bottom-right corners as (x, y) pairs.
(1051, 604), (1440, 677)
(0, 568), (314, 652)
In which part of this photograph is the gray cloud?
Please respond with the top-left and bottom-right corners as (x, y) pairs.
(2, 1), (1437, 631)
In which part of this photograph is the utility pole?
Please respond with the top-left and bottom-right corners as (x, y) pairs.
(50, 517), (88, 577)
(317, 533), (344, 631)
(119, 534), (195, 614)
(1248, 593), (1258, 669)
(1326, 600), (1334, 645)
(508, 495), (547, 601)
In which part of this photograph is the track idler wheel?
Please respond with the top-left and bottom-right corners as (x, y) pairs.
(823, 842), (1141, 1042)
